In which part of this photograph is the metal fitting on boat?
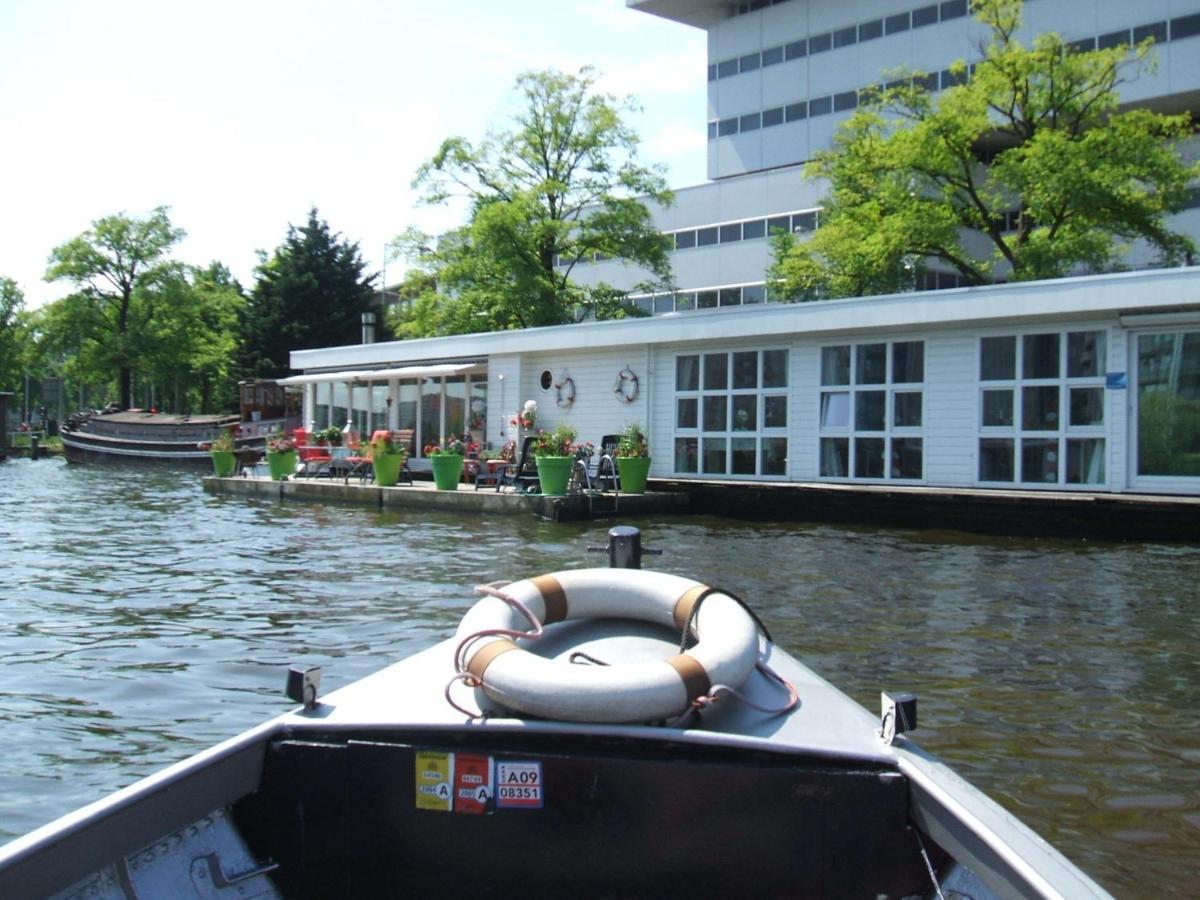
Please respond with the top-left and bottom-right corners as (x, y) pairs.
(880, 691), (918, 745)
(286, 664), (323, 711)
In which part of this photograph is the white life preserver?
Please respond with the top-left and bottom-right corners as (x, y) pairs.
(613, 366), (639, 403)
(554, 374), (575, 409)
(452, 568), (762, 723)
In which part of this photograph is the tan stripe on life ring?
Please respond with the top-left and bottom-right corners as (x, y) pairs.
(673, 584), (709, 631)
(466, 639), (520, 681)
(666, 654), (711, 701)
(531, 574), (568, 624)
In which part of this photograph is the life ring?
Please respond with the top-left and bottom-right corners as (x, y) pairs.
(451, 568), (762, 723)
(614, 366), (639, 403)
(555, 374), (575, 409)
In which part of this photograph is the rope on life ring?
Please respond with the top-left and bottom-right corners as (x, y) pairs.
(555, 374), (576, 409)
(613, 366), (639, 403)
(445, 568), (797, 724)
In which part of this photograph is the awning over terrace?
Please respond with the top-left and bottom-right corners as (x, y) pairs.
(275, 362), (482, 386)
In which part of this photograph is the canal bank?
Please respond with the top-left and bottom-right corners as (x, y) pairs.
(203, 474), (1199, 541)
(202, 475), (690, 522)
(654, 479), (1200, 543)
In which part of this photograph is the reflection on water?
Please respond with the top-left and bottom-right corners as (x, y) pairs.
(1, 458), (1197, 895)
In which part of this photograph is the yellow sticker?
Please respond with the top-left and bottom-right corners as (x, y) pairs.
(415, 751), (453, 812)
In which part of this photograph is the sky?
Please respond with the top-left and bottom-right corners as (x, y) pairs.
(0, 0), (707, 308)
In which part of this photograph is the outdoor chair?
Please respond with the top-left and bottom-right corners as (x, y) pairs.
(475, 440), (514, 491)
(495, 435), (539, 493)
(297, 443), (332, 478)
(591, 434), (621, 492)
(342, 431), (385, 484)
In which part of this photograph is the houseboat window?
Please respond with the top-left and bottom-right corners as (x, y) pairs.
(676, 398), (698, 428)
(821, 346), (850, 385)
(819, 341), (925, 481)
(445, 376), (467, 439)
(703, 353), (728, 390)
(350, 384), (369, 436)
(1022, 333), (1060, 379)
(675, 437), (698, 472)
(763, 349), (788, 387)
(674, 349), (789, 477)
(980, 336), (1015, 380)
(1136, 331), (1200, 478)
(315, 382), (333, 430)
(421, 378), (442, 450)
(468, 378), (487, 443)
(332, 382), (350, 430)
(396, 382), (418, 435)
(676, 356), (700, 391)
(369, 384), (389, 435)
(978, 331), (1107, 485)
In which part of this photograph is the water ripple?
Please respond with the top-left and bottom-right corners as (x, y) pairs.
(1, 459), (1198, 895)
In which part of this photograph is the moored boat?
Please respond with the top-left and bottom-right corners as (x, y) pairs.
(59, 380), (300, 467)
(0, 529), (1112, 899)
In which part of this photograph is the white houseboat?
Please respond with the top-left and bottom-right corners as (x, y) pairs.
(281, 268), (1200, 498)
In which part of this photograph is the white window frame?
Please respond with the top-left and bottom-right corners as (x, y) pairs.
(671, 348), (790, 479)
(976, 330), (1108, 489)
(817, 340), (925, 482)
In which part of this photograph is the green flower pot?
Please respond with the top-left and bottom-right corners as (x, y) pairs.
(373, 452), (405, 487)
(266, 449), (297, 481)
(210, 450), (236, 477)
(430, 454), (464, 490)
(616, 456), (651, 494)
(535, 455), (574, 496)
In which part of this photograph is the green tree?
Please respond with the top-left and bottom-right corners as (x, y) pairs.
(395, 67), (673, 336)
(44, 207), (186, 408)
(770, 0), (1200, 300)
(0, 277), (25, 393)
(140, 263), (246, 413)
(240, 208), (378, 378)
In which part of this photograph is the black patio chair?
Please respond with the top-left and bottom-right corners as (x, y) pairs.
(592, 434), (621, 492)
(495, 435), (539, 493)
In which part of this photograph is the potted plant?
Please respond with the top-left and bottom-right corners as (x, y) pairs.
(532, 423), (578, 496)
(207, 425), (238, 477)
(265, 431), (298, 481)
(616, 422), (651, 494)
(368, 432), (408, 487)
(317, 425), (343, 447)
(428, 436), (466, 490)
(510, 400), (537, 434)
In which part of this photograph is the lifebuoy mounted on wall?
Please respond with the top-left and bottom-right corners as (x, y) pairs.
(613, 366), (639, 403)
(555, 374), (576, 409)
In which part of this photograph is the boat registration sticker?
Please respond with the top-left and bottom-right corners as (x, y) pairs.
(414, 751), (453, 812)
(453, 753), (493, 815)
(495, 760), (543, 809)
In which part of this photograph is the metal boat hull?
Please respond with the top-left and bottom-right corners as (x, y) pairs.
(0, 612), (1112, 899)
(59, 411), (282, 467)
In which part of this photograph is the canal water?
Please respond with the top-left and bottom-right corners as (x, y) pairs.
(1, 457), (1197, 896)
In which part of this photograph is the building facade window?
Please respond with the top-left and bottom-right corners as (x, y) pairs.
(673, 350), (789, 478)
(977, 331), (1107, 486)
(819, 341), (924, 480)
(1135, 330), (1200, 479)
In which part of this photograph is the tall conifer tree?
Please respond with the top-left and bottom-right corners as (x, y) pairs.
(240, 209), (378, 378)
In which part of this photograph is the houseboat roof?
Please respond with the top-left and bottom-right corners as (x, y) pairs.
(289, 267), (1200, 374)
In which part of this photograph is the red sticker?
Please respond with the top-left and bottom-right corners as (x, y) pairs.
(452, 753), (493, 815)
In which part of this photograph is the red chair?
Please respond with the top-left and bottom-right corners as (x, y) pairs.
(295, 428), (331, 477)
(343, 430), (384, 484)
